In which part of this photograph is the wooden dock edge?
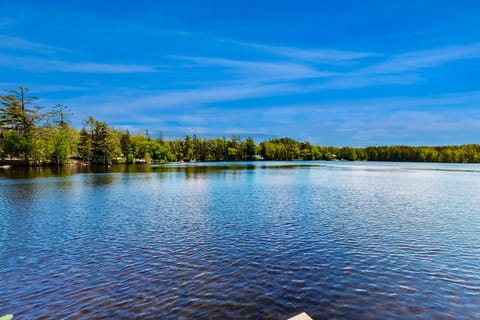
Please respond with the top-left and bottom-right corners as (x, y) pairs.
(287, 312), (313, 320)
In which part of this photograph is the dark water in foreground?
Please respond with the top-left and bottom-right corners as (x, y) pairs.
(1, 161), (479, 319)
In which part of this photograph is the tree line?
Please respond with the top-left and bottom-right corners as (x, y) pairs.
(1, 86), (480, 165)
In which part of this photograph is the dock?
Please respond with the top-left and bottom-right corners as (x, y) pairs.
(287, 312), (313, 320)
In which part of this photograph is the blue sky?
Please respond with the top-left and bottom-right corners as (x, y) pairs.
(1, 1), (480, 146)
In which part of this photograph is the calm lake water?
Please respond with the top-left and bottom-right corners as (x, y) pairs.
(1, 161), (479, 319)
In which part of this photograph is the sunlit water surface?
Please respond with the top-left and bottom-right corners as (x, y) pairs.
(1, 162), (479, 319)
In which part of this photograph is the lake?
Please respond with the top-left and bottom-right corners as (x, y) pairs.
(1, 161), (479, 319)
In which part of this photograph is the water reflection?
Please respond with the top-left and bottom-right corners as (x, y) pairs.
(1, 161), (479, 181)
(0, 162), (307, 180)
(82, 173), (116, 186)
(0, 166), (75, 179)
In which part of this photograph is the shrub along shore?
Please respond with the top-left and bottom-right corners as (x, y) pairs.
(1, 86), (480, 166)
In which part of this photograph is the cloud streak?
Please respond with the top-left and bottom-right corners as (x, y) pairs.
(0, 82), (88, 93)
(65, 85), (480, 144)
(0, 35), (66, 53)
(173, 55), (333, 81)
(173, 42), (480, 90)
(70, 82), (302, 114)
(213, 40), (480, 89)
(338, 110), (480, 142)
(221, 39), (378, 63)
(362, 43), (480, 74)
(0, 53), (158, 73)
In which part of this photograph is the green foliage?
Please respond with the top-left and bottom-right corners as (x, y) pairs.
(78, 127), (93, 161)
(0, 86), (78, 164)
(0, 86), (43, 161)
(120, 130), (132, 162)
(361, 145), (480, 163)
(259, 138), (302, 160)
(77, 117), (121, 164)
(53, 129), (72, 165)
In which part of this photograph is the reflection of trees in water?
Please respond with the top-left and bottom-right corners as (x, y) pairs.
(0, 164), (143, 180)
(83, 173), (115, 186)
(2, 182), (41, 208)
(146, 162), (315, 179)
(182, 164), (256, 179)
(0, 166), (91, 179)
(0, 176), (77, 210)
(0, 163), (318, 183)
(0, 162), (312, 183)
(120, 164), (153, 174)
(1, 167), (57, 179)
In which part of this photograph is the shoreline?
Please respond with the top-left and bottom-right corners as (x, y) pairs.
(2, 157), (480, 168)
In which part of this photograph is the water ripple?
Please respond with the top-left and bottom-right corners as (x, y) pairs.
(1, 163), (480, 319)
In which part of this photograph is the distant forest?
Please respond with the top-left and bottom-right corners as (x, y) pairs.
(1, 86), (480, 165)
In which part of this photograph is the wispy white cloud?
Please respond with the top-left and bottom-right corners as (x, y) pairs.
(264, 91), (480, 114)
(319, 74), (424, 89)
(337, 110), (480, 142)
(0, 35), (66, 53)
(362, 43), (480, 74)
(67, 81), (480, 129)
(64, 85), (480, 145)
(0, 53), (157, 73)
(69, 82), (302, 114)
(217, 40), (480, 88)
(220, 39), (378, 63)
(0, 82), (88, 93)
(256, 93), (480, 143)
(142, 83), (300, 107)
(296, 43), (480, 89)
(173, 55), (333, 81)
(175, 42), (474, 89)
(166, 30), (194, 36)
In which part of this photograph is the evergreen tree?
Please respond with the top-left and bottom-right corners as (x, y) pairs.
(0, 86), (43, 161)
